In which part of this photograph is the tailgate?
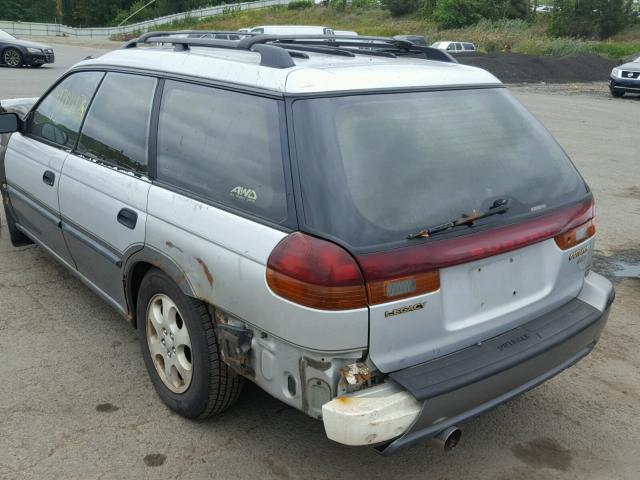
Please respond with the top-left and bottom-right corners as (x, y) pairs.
(368, 237), (594, 373)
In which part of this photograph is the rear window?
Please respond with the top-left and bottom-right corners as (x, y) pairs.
(463, 43), (475, 50)
(292, 88), (587, 249)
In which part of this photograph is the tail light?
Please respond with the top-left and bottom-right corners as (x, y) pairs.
(266, 232), (367, 310)
(267, 196), (595, 310)
(554, 218), (596, 250)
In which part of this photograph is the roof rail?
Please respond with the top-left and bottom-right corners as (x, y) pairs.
(121, 31), (297, 69)
(121, 32), (457, 66)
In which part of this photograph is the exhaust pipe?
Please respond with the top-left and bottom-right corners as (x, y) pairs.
(432, 426), (462, 451)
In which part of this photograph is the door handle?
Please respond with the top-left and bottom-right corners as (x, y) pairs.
(117, 208), (138, 230)
(42, 170), (55, 186)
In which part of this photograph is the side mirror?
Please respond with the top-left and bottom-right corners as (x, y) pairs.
(0, 113), (21, 134)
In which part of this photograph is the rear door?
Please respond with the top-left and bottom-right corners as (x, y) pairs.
(5, 71), (104, 267)
(58, 72), (157, 308)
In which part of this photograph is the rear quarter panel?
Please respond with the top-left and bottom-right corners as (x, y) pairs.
(145, 185), (369, 351)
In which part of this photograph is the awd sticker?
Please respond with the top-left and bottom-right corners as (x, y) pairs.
(385, 302), (425, 318)
(230, 186), (257, 203)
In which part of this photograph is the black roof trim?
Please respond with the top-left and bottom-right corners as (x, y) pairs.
(121, 32), (458, 67)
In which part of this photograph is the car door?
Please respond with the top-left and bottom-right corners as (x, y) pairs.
(4, 71), (104, 267)
(58, 72), (157, 310)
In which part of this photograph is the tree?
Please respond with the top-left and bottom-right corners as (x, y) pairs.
(380, 0), (420, 16)
(550, 0), (633, 39)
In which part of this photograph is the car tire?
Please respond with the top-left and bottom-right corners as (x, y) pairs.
(610, 88), (624, 98)
(137, 268), (243, 419)
(2, 48), (23, 68)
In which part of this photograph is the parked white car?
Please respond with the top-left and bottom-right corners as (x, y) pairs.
(250, 25), (334, 35)
(431, 41), (476, 53)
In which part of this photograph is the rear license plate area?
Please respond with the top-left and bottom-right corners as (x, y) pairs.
(470, 254), (523, 311)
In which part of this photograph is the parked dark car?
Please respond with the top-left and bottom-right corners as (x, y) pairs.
(609, 56), (640, 97)
(0, 29), (55, 68)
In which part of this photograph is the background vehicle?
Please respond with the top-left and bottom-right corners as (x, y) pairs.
(250, 25), (334, 35)
(334, 30), (359, 36)
(394, 35), (428, 46)
(0, 32), (613, 456)
(431, 41), (476, 53)
(0, 29), (55, 68)
(609, 56), (640, 97)
(187, 32), (245, 40)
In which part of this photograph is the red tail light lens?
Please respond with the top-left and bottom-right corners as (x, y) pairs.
(267, 197), (594, 310)
(357, 196), (595, 284)
(266, 232), (367, 310)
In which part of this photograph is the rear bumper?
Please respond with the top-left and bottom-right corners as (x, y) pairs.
(322, 272), (614, 454)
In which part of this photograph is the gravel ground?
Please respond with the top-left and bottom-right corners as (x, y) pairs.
(0, 42), (639, 480)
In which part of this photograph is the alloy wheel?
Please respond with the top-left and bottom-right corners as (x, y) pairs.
(146, 293), (193, 393)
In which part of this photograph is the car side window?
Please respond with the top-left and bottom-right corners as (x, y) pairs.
(446, 44), (455, 51)
(455, 43), (462, 51)
(27, 71), (104, 149)
(76, 72), (156, 173)
(156, 81), (288, 223)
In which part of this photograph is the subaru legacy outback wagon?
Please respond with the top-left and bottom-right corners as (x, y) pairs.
(0, 32), (614, 455)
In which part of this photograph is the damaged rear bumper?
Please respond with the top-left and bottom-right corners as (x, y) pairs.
(322, 273), (614, 454)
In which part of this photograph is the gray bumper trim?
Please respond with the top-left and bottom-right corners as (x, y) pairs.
(377, 295), (613, 456)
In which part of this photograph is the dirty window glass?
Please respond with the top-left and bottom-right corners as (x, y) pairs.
(76, 73), (156, 173)
(292, 89), (587, 249)
(156, 81), (287, 223)
(28, 71), (104, 149)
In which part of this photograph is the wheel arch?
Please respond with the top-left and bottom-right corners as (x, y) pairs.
(123, 246), (196, 327)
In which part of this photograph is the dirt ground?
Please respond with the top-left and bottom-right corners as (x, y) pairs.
(458, 52), (621, 84)
(0, 42), (639, 479)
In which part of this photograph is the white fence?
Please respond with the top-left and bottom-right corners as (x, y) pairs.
(0, 0), (292, 38)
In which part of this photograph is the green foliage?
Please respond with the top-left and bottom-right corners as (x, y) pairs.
(550, 0), (633, 39)
(432, 0), (482, 28)
(287, 0), (314, 9)
(2, 0), (57, 22)
(380, 0), (420, 17)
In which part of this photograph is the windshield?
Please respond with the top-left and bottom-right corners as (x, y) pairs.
(292, 88), (587, 249)
(0, 30), (16, 40)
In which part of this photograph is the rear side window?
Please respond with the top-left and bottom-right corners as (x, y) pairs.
(28, 71), (104, 149)
(76, 72), (156, 173)
(156, 81), (287, 223)
(463, 43), (475, 51)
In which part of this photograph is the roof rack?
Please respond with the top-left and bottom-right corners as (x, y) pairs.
(121, 32), (458, 68)
(122, 31), (299, 68)
(238, 34), (458, 63)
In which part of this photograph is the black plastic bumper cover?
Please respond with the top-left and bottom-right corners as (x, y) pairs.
(379, 293), (614, 455)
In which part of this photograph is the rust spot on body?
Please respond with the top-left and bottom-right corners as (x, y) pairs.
(196, 258), (213, 286)
(335, 396), (352, 405)
(165, 240), (183, 253)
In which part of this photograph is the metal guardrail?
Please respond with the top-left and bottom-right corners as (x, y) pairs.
(0, 0), (292, 39)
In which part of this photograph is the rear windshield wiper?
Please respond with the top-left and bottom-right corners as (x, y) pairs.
(407, 198), (511, 239)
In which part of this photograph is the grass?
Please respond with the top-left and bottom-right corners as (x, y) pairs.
(138, 5), (640, 60)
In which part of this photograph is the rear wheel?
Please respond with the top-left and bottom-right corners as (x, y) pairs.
(2, 48), (23, 68)
(137, 268), (243, 418)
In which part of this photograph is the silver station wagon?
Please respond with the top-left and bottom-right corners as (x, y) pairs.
(0, 32), (614, 455)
